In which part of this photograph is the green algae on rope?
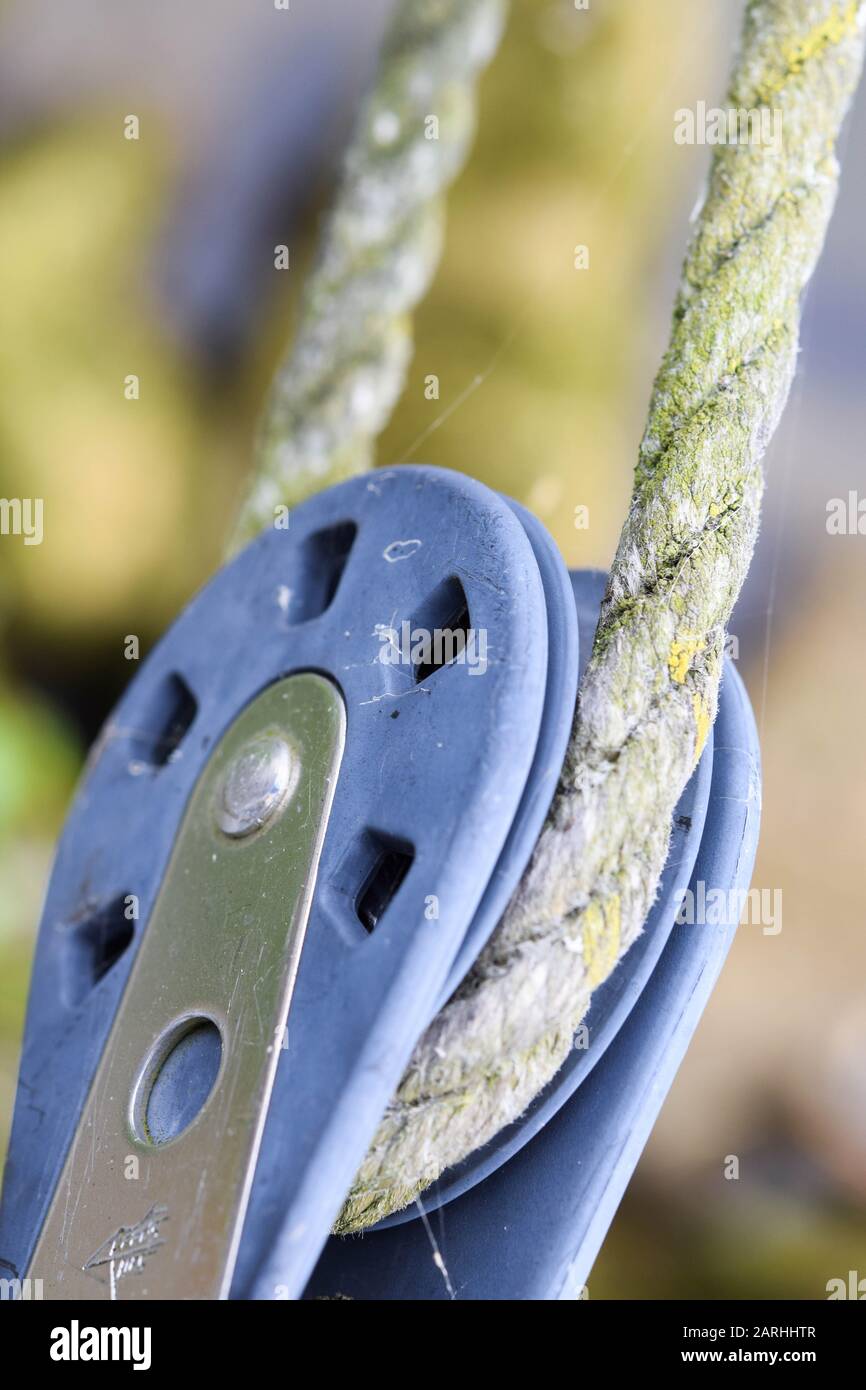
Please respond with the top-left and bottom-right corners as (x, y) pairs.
(228, 0), (508, 550)
(335, 0), (866, 1234)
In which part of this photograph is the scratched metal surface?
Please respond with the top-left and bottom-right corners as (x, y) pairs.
(28, 674), (345, 1299)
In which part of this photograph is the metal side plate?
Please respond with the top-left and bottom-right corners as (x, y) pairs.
(28, 673), (345, 1300)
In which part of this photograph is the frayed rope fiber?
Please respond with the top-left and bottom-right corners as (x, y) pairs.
(332, 0), (866, 1232)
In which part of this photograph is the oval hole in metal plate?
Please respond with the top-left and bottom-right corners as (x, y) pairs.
(136, 1017), (224, 1146)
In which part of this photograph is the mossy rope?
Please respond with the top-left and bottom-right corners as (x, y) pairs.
(230, 0), (866, 1230)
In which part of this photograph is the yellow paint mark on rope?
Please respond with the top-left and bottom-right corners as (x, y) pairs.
(693, 691), (711, 764)
(581, 895), (621, 988)
(668, 634), (705, 684)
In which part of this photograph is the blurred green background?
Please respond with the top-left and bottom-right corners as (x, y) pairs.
(0, 0), (864, 1298)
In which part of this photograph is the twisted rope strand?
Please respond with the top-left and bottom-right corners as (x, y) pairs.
(336, 0), (866, 1231)
(229, 0), (507, 549)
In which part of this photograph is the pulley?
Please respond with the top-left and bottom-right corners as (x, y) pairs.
(0, 465), (759, 1301)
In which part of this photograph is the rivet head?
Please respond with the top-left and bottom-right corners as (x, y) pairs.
(217, 733), (296, 838)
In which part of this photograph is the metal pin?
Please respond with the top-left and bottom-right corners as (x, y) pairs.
(217, 732), (297, 838)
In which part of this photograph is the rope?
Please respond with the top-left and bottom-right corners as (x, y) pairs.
(333, 0), (866, 1231)
(229, 0), (507, 550)
(224, 0), (863, 1229)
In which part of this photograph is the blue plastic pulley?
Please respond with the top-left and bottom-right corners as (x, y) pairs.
(305, 571), (761, 1299)
(0, 466), (579, 1301)
(0, 467), (761, 1302)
